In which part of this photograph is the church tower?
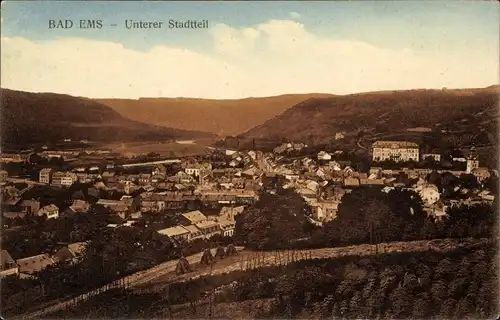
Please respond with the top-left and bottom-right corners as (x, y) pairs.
(466, 147), (479, 174)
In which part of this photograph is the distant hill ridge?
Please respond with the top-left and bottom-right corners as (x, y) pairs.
(242, 85), (500, 143)
(3, 85), (498, 147)
(96, 93), (335, 136)
(0, 88), (211, 147)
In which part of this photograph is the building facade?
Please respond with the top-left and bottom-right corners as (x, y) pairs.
(0, 170), (8, 183)
(1, 250), (19, 278)
(466, 156), (479, 174)
(418, 184), (440, 206)
(39, 168), (53, 184)
(37, 204), (59, 219)
(51, 172), (77, 187)
(422, 153), (441, 162)
(372, 141), (419, 162)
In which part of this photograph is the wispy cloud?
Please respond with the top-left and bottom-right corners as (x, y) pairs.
(1, 19), (498, 99)
(289, 12), (301, 19)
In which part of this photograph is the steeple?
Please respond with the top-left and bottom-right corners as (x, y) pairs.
(468, 146), (478, 160)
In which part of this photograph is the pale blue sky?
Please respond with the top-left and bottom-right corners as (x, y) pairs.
(1, 1), (499, 98)
(2, 1), (498, 53)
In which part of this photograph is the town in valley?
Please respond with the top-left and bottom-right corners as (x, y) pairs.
(1, 124), (498, 317)
(1, 1), (499, 319)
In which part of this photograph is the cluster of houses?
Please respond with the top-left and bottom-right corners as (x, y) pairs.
(273, 142), (307, 154)
(157, 206), (244, 243)
(1, 139), (497, 277)
(3, 151), (264, 226)
(3, 140), (496, 225)
(251, 141), (496, 223)
(0, 242), (87, 279)
(40, 169), (78, 187)
(3, 199), (60, 220)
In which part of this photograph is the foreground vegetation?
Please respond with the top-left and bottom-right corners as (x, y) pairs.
(43, 240), (498, 319)
(0, 214), (229, 316)
(235, 185), (498, 250)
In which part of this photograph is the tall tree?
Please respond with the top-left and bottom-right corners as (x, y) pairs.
(234, 189), (311, 250)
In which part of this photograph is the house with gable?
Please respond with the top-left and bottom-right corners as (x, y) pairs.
(218, 218), (236, 237)
(20, 200), (41, 215)
(1, 250), (19, 278)
(179, 210), (208, 226)
(16, 254), (55, 278)
(157, 225), (190, 242)
(195, 220), (221, 238)
(37, 204), (59, 219)
(53, 241), (89, 264)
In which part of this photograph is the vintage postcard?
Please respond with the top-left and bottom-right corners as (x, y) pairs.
(0, 1), (499, 319)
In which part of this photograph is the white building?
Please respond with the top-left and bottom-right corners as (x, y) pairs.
(312, 200), (339, 222)
(218, 218), (236, 237)
(39, 168), (53, 184)
(334, 132), (345, 140)
(185, 163), (212, 177)
(157, 225), (190, 241)
(422, 153), (441, 162)
(37, 204), (59, 219)
(372, 141), (419, 162)
(466, 153), (479, 174)
(51, 172), (77, 187)
(418, 184), (440, 206)
(317, 151), (332, 161)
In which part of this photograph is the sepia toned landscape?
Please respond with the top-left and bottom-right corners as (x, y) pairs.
(96, 94), (334, 136)
(1, 1), (499, 319)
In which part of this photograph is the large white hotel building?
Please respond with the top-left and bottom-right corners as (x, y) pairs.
(372, 141), (419, 162)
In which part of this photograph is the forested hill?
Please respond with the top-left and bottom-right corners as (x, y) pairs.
(0, 89), (212, 147)
(243, 86), (500, 144)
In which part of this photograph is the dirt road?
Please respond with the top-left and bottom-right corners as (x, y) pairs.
(146, 237), (488, 290)
(16, 247), (244, 320)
